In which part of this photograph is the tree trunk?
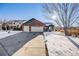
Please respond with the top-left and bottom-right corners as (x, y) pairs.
(64, 27), (69, 36)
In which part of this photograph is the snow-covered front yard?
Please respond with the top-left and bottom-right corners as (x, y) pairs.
(44, 31), (79, 56)
(0, 31), (22, 39)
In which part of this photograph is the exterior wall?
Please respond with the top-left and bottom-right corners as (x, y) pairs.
(31, 26), (44, 32)
(23, 25), (44, 32)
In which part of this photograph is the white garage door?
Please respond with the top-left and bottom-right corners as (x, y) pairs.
(23, 26), (29, 32)
(31, 26), (44, 32)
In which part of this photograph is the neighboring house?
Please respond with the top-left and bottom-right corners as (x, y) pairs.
(44, 23), (54, 32)
(2, 23), (8, 30)
(22, 18), (46, 32)
(2, 20), (26, 30)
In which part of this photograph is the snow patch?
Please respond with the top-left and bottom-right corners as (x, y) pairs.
(44, 32), (79, 56)
(0, 31), (22, 39)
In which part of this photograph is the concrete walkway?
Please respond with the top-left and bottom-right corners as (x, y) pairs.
(13, 34), (46, 56)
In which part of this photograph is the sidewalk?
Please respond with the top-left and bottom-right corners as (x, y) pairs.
(13, 34), (46, 56)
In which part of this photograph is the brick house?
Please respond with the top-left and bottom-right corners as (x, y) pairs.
(22, 18), (46, 32)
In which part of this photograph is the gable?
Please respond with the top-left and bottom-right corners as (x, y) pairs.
(23, 18), (45, 26)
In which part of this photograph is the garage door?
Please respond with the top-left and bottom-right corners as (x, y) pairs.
(23, 26), (29, 32)
(31, 26), (44, 32)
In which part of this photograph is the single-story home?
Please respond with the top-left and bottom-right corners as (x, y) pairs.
(22, 18), (46, 32)
(44, 22), (54, 32)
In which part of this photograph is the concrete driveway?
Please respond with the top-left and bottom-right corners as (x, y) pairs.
(0, 32), (40, 56)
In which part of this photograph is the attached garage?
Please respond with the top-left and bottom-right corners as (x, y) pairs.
(31, 26), (44, 32)
(22, 18), (45, 32)
(23, 26), (29, 32)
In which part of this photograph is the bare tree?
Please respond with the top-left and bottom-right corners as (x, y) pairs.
(43, 3), (79, 35)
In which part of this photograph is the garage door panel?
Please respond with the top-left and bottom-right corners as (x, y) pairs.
(23, 26), (29, 32)
(31, 26), (43, 32)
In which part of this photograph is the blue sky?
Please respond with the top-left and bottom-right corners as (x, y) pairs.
(0, 3), (51, 22)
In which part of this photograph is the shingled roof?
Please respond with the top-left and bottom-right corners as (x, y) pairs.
(23, 18), (45, 26)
